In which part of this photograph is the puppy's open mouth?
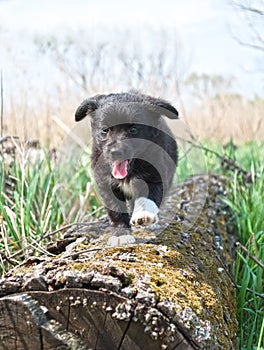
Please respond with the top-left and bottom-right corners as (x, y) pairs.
(112, 160), (129, 179)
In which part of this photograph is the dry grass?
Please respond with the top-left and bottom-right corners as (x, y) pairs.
(4, 90), (264, 147)
(1, 28), (263, 146)
(185, 95), (264, 143)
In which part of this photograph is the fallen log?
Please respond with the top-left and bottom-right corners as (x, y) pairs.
(0, 174), (237, 349)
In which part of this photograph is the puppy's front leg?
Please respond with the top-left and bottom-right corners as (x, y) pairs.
(130, 184), (161, 226)
(94, 179), (135, 245)
(107, 209), (136, 246)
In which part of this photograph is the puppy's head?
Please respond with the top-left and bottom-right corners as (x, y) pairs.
(75, 91), (178, 180)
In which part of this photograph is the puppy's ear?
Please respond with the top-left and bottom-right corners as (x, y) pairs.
(146, 97), (179, 119)
(75, 99), (98, 122)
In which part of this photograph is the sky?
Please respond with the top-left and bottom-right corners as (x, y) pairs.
(0, 0), (263, 98)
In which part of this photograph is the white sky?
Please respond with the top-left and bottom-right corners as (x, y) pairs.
(0, 0), (263, 97)
(0, 0), (216, 28)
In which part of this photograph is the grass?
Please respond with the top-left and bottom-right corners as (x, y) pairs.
(0, 138), (263, 349)
(224, 162), (264, 349)
(209, 139), (264, 350)
(0, 148), (62, 271)
(0, 141), (103, 273)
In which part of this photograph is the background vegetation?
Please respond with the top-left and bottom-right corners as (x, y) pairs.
(0, 1), (264, 348)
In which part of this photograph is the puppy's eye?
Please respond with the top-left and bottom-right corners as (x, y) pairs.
(129, 126), (138, 135)
(101, 127), (109, 134)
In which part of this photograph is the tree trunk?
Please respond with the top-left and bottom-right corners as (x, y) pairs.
(0, 174), (237, 350)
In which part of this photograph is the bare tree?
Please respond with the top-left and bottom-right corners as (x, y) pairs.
(33, 29), (189, 105)
(231, 0), (264, 52)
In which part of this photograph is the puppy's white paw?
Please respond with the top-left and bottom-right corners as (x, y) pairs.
(130, 197), (159, 226)
(131, 211), (159, 226)
(107, 234), (136, 247)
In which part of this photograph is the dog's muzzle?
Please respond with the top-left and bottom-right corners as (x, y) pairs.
(106, 138), (141, 180)
(107, 143), (130, 180)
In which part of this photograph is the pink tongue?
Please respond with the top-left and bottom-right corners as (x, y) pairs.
(112, 160), (128, 179)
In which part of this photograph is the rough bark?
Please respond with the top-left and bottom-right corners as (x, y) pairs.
(0, 174), (237, 350)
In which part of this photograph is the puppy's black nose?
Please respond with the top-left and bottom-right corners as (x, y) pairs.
(111, 148), (124, 160)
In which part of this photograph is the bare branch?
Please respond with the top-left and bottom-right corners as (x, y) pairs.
(236, 4), (264, 16)
(231, 0), (264, 52)
(236, 241), (264, 270)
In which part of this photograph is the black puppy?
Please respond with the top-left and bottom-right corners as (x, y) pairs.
(75, 91), (178, 244)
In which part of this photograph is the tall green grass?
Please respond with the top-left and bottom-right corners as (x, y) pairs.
(0, 143), (102, 274)
(224, 164), (264, 349)
(211, 140), (264, 350)
(0, 149), (62, 272)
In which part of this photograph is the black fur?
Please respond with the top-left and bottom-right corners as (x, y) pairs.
(75, 91), (178, 235)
